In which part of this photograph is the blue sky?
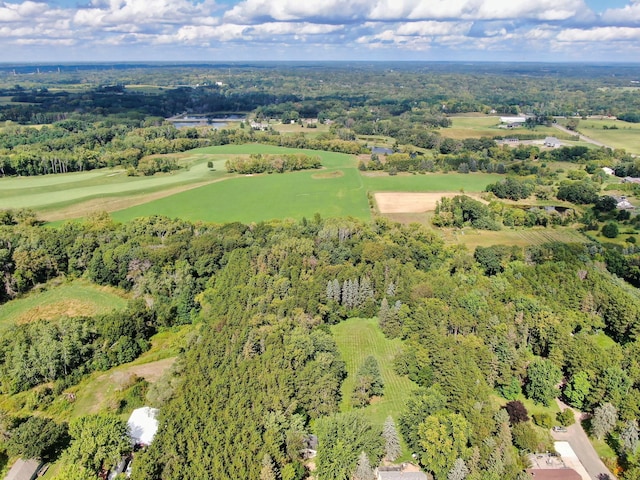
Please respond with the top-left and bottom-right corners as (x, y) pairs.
(1, 0), (640, 62)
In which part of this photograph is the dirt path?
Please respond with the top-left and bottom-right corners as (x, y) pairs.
(552, 399), (616, 479)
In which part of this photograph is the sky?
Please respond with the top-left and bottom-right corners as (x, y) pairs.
(1, 0), (640, 63)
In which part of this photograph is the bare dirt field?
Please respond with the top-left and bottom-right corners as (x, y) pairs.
(375, 192), (476, 213)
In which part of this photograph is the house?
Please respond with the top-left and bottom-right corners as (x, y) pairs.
(527, 468), (581, 480)
(602, 167), (615, 175)
(376, 465), (430, 480)
(128, 407), (159, 446)
(376, 471), (430, 480)
(4, 459), (42, 480)
(544, 137), (562, 148)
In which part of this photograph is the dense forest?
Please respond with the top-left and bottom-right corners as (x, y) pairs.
(1, 212), (640, 479)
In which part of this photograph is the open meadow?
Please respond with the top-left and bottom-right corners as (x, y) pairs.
(0, 279), (127, 332)
(331, 317), (418, 433)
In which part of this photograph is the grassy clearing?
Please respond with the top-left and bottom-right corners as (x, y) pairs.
(0, 279), (128, 331)
(441, 227), (589, 250)
(441, 116), (566, 140)
(331, 317), (418, 429)
(51, 325), (193, 421)
(574, 119), (640, 153)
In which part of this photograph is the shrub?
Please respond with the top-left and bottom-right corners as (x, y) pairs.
(532, 413), (554, 429)
(602, 222), (619, 239)
(556, 409), (576, 427)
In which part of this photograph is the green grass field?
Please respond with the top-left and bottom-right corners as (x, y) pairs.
(0, 153), (230, 214)
(441, 227), (589, 250)
(331, 317), (418, 428)
(442, 116), (573, 140)
(574, 119), (640, 153)
(113, 145), (501, 223)
(0, 279), (128, 331)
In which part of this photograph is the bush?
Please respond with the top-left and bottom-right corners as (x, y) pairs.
(602, 222), (619, 239)
(532, 413), (554, 429)
(556, 409), (576, 427)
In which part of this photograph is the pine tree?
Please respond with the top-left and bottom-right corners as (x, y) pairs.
(260, 454), (277, 480)
(353, 451), (375, 480)
(448, 458), (469, 480)
(378, 298), (390, 329)
(592, 403), (617, 440)
(621, 419), (639, 454)
(382, 416), (401, 462)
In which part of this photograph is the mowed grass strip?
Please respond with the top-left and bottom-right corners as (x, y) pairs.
(0, 280), (128, 331)
(331, 317), (418, 428)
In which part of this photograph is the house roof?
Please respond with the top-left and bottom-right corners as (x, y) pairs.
(128, 407), (159, 445)
(527, 468), (581, 480)
(378, 472), (429, 480)
(500, 116), (526, 123)
(4, 459), (41, 480)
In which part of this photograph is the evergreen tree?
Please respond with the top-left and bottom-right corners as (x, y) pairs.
(620, 420), (639, 454)
(591, 403), (617, 440)
(260, 454), (278, 480)
(353, 451), (375, 480)
(447, 458), (469, 480)
(382, 416), (401, 462)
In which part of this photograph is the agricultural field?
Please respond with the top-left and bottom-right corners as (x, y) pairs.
(574, 119), (640, 153)
(331, 317), (418, 429)
(0, 154), (229, 220)
(0, 279), (128, 332)
(114, 145), (502, 223)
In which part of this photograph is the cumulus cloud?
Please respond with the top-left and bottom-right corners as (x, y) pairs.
(0, 0), (635, 61)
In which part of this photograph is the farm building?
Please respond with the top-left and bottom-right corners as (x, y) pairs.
(4, 459), (42, 480)
(602, 167), (615, 175)
(499, 116), (526, 128)
(544, 137), (562, 148)
(128, 406), (159, 446)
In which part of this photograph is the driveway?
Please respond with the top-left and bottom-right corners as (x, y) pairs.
(552, 399), (616, 480)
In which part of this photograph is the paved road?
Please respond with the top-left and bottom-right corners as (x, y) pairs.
(552, 399), (616, 480)
(552, 123), (610, 149)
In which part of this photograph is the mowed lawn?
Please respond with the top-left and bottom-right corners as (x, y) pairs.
(0, 279), (128, 331)
(331, 317), (418, 428)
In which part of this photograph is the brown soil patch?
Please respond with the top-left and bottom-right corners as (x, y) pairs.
(111, 357), (176, 385)
(375, 192), (485, 214)
(375, 192), (455, 213)
(312, 170), (344, 179)
(16, 300), (101, 324)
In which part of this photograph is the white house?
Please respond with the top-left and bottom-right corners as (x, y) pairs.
(602, 167), (615, 175)
(500, 116), (526, 125)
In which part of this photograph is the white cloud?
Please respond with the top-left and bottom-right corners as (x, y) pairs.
(602, 2), (640, 24)
(226, 0), (590, 23)
(557, 26), (640, 42)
